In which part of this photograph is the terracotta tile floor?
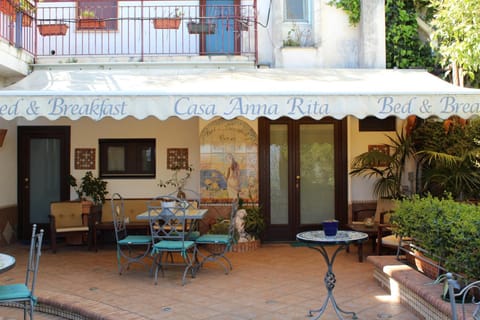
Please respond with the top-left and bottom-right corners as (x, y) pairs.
(0, 241), (420, 319)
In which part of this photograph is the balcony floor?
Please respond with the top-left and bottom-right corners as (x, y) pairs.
(0, 242), (420, 319)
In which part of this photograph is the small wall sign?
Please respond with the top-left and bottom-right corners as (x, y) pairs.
(167, 148), (189, 170)
(75, 148), (96, 169)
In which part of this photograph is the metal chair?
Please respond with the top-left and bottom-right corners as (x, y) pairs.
(168, 188), (202, 240)
(148, 195), (198, 286)
(0, 224), (44, 320)
(447, 273), (480, 320)
(195, 199), (239, 274)
(111, 193), (151, 275)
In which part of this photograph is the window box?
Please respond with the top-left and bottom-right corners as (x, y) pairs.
(38, 24), (69, 36)
(78, 18), (106, 30)
(187, 22), (216, 34)
(153, 18), (181, 29)
(22, 13), (33, 27)
(0, 0), (14, 16)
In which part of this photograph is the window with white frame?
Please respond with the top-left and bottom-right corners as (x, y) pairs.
(284, 0), (309, 22)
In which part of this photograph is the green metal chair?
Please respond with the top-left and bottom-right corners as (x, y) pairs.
(148, 195), (198, 286)
(0, 224), (44, 320)
(111, 193), (151, 275)
(447, 273), (480, 320)
(195, 199), (238, 274)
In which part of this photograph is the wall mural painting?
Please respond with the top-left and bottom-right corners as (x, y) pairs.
(200, 119), (258, 203)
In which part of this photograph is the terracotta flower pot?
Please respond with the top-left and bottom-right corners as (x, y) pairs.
(78, 19), (106, 30)
(38, 24), (69, 36)
(153, 18), (181, 29)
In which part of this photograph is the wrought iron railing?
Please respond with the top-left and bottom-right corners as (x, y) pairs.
(0, 1), (257, 62)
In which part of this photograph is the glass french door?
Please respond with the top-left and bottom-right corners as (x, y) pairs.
(259, 118), (347, 241)
(18, 126), (70, 240)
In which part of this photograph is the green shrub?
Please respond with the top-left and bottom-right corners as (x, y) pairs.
(392, 194), (480, 280)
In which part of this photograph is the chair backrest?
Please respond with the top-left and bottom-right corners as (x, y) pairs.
(374, 198), (396, 223)
(147, 195), (189, 243)
(167, 188), (201, 209)
(379, 210), (395, 224)
(447, 273), (480, 320)
(26, 224), (44, 297)
(111, 193), (127, 242)
(50, 201), (84, 228)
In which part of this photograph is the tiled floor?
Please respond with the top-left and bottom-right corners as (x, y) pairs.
(0, 241), (420, 320)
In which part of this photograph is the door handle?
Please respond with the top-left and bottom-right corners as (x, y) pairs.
(295, 175), (300, 188)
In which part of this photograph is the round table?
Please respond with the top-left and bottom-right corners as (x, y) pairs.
(0, 253), (16, 274)
(296, 230), (368, 320)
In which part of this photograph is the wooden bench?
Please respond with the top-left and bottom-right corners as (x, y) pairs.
(95, 198), (151, 244)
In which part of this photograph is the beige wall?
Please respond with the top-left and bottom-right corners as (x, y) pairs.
(6, 115), (403, 206)
(0, 118), (18, 207)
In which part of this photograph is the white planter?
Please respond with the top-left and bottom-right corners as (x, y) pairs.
(275, 47), (321, 68)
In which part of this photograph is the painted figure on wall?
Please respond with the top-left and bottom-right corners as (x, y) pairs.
(200, 118), (258, 202)
(225, 153), (241, 199)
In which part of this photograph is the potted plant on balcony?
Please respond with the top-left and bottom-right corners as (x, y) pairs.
(0, 0), (15, 16)
(187, 19), (216, 34)
(78, 9), (106, 30)
(38, 23), (68, 36)
(153, 7), (183, 29)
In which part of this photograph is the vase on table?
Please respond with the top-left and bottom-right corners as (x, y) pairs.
(176, 188), (186, 200)
(322, 220), (339, 236)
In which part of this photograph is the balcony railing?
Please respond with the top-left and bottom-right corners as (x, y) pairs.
(0, 1), (257, 63)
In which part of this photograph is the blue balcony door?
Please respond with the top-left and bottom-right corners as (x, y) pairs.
(205, 0), (235, 54)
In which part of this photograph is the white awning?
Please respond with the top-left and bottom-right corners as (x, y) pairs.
(1, 68), (480, 121)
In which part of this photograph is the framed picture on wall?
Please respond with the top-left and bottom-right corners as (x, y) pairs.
(368, 144), (390, 166)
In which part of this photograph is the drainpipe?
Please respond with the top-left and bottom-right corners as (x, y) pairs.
(140, 0), (144, 62)
(254, 0), (258, 65)
(15, 11), (22, 48)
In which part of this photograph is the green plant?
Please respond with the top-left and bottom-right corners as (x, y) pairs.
(68, 174), (82, 200)
(173, 7), (183, 18)
(209, 217), (231, 234)
(158, 165), (193, 195)
(69, 171), (108, 205)
(79, 9), (96, 18)
(385, 0), (437, 70)
(327, 0), (361, 26)
(350, 130), (415, 199)
(282, 24), (311, 47)
(17, 0), (36, 14)
(392, 194), (480, 281)
(412, 117), (480, 200)
(239, 198), (265, 240)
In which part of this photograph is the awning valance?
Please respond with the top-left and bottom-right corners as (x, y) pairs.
(1, 68), (480, 121)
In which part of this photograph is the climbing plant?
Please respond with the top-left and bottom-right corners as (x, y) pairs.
(327, 0), (360, 26)
(385, 0), (436, 70)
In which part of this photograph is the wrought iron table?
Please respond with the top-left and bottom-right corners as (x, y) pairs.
(0, 253), (16, 274)
(296, 230), (368, 320)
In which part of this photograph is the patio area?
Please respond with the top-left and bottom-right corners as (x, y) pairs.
(0, 241), (420, 320)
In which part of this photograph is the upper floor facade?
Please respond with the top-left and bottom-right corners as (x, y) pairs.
(0, 0), (385, 85)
